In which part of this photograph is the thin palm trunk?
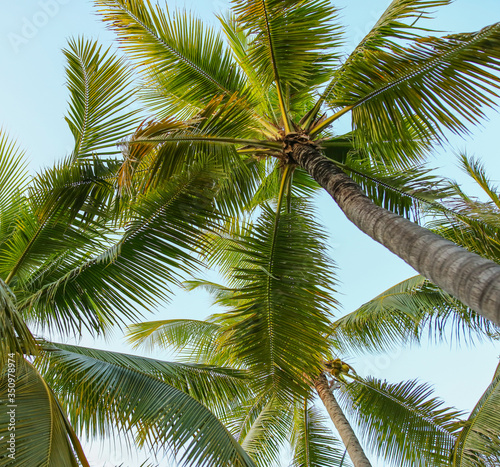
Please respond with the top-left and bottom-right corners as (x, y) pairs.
(291, 144), (500, 326)
(314, 373), (372, 467)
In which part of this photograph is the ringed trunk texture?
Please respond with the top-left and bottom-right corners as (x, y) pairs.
(314, 373), (372, 467)
(291, 145), (500, 326)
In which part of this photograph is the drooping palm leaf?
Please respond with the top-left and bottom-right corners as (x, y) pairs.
(19, 162), (222, 335)
(290, 400), (347, 467)
(451, 361), (500, 466)
(337, 376), (463, 467)
(0, 356), (90, 466)
(331, 275), (499, 354)
(37, 343), (256, 467)
(64, 37), (140, 160)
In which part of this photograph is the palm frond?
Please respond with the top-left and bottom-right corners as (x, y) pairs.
(0, 132), (29, 244)
(19, 163), (222, 336)
(324, 23), (500, 151)
(337, 377), (463, 467)
(37, 343), (256, 467)
(64, 37), (140, 160)
(309, 0), (451, 127)
(231, 0), (342, 131)
(290, 400), (347, 467)
(331, 275), (499, 354)
(452, 361), (500, 466)
(0, 279), (37, 365)
(0, 356), (90, 466)
(210, 200), (337, 401)
(95, 0), (251, 113)
(237, 397), (293, 467)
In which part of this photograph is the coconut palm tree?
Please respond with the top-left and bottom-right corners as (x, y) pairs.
(0, 38), (257, 467)
(94, 0), (500, 323)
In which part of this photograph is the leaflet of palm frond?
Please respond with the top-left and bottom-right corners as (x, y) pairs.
(337, 376), (463, 467)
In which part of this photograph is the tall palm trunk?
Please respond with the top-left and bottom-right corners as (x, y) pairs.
(291, 144), (500, 326)
(314, 373), (372, 467)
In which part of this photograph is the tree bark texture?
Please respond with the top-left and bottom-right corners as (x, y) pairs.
(314, 373), (372, 467)
(291, 144), (500, 326)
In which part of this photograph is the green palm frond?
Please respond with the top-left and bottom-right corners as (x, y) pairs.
(290, 400), (347, 467)
(231, 0), (342, 131)
(331, 275), (499, 354)
(320, 23), (500, 150)
(0, 280), (37, 365)
(37, 343), (255, 467)
(337, 377), (463, 467)
(0, 356), (90, 467)
(452, 361), (500, 466)
(427, 154), (500, 262)
(19, 163), (222, 336)
(308, 0), (451, 127)
(237, 397), (293, 467)
(64, 37), (140, 160)
(95, 0), (251, 114)
(209, 200), (337, 401)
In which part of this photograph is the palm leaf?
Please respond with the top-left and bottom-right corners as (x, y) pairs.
(209, 200), (337, 401)
(308, 0), (452, 127)
(290, 400), (347, 467)
(337, 377), (463, 467)
(95, 0), (251, 113)
(37, 343), (256, 467)
(331, 275), (499, 354)
(231, 0), (342, 131)
(64, 37), (140, 160)
(19, 162), (222, 336)
(0, 356), (90, 466)
(452, 361), (500, 466)
(325, 23), (500, 151)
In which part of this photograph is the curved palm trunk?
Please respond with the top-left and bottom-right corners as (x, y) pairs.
(291, 144), (500, 326)
(314, 373), (372, 467)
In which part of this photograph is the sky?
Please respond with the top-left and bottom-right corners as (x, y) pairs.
(1, 0), (500, 466)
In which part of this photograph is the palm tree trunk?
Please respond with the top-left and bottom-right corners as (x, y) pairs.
(291, 144), (500, 326)
(314, 373), (372, 467)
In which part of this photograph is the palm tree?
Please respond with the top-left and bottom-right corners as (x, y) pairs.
(94, 0), (500, 323)
(0, 38), (257, 467)
(126, 191), (497, 467)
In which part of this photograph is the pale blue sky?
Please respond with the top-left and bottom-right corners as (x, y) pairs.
(1, 1), (500, 466)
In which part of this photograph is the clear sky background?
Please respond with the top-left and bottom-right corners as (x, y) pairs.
(1, 1), (500, 466)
